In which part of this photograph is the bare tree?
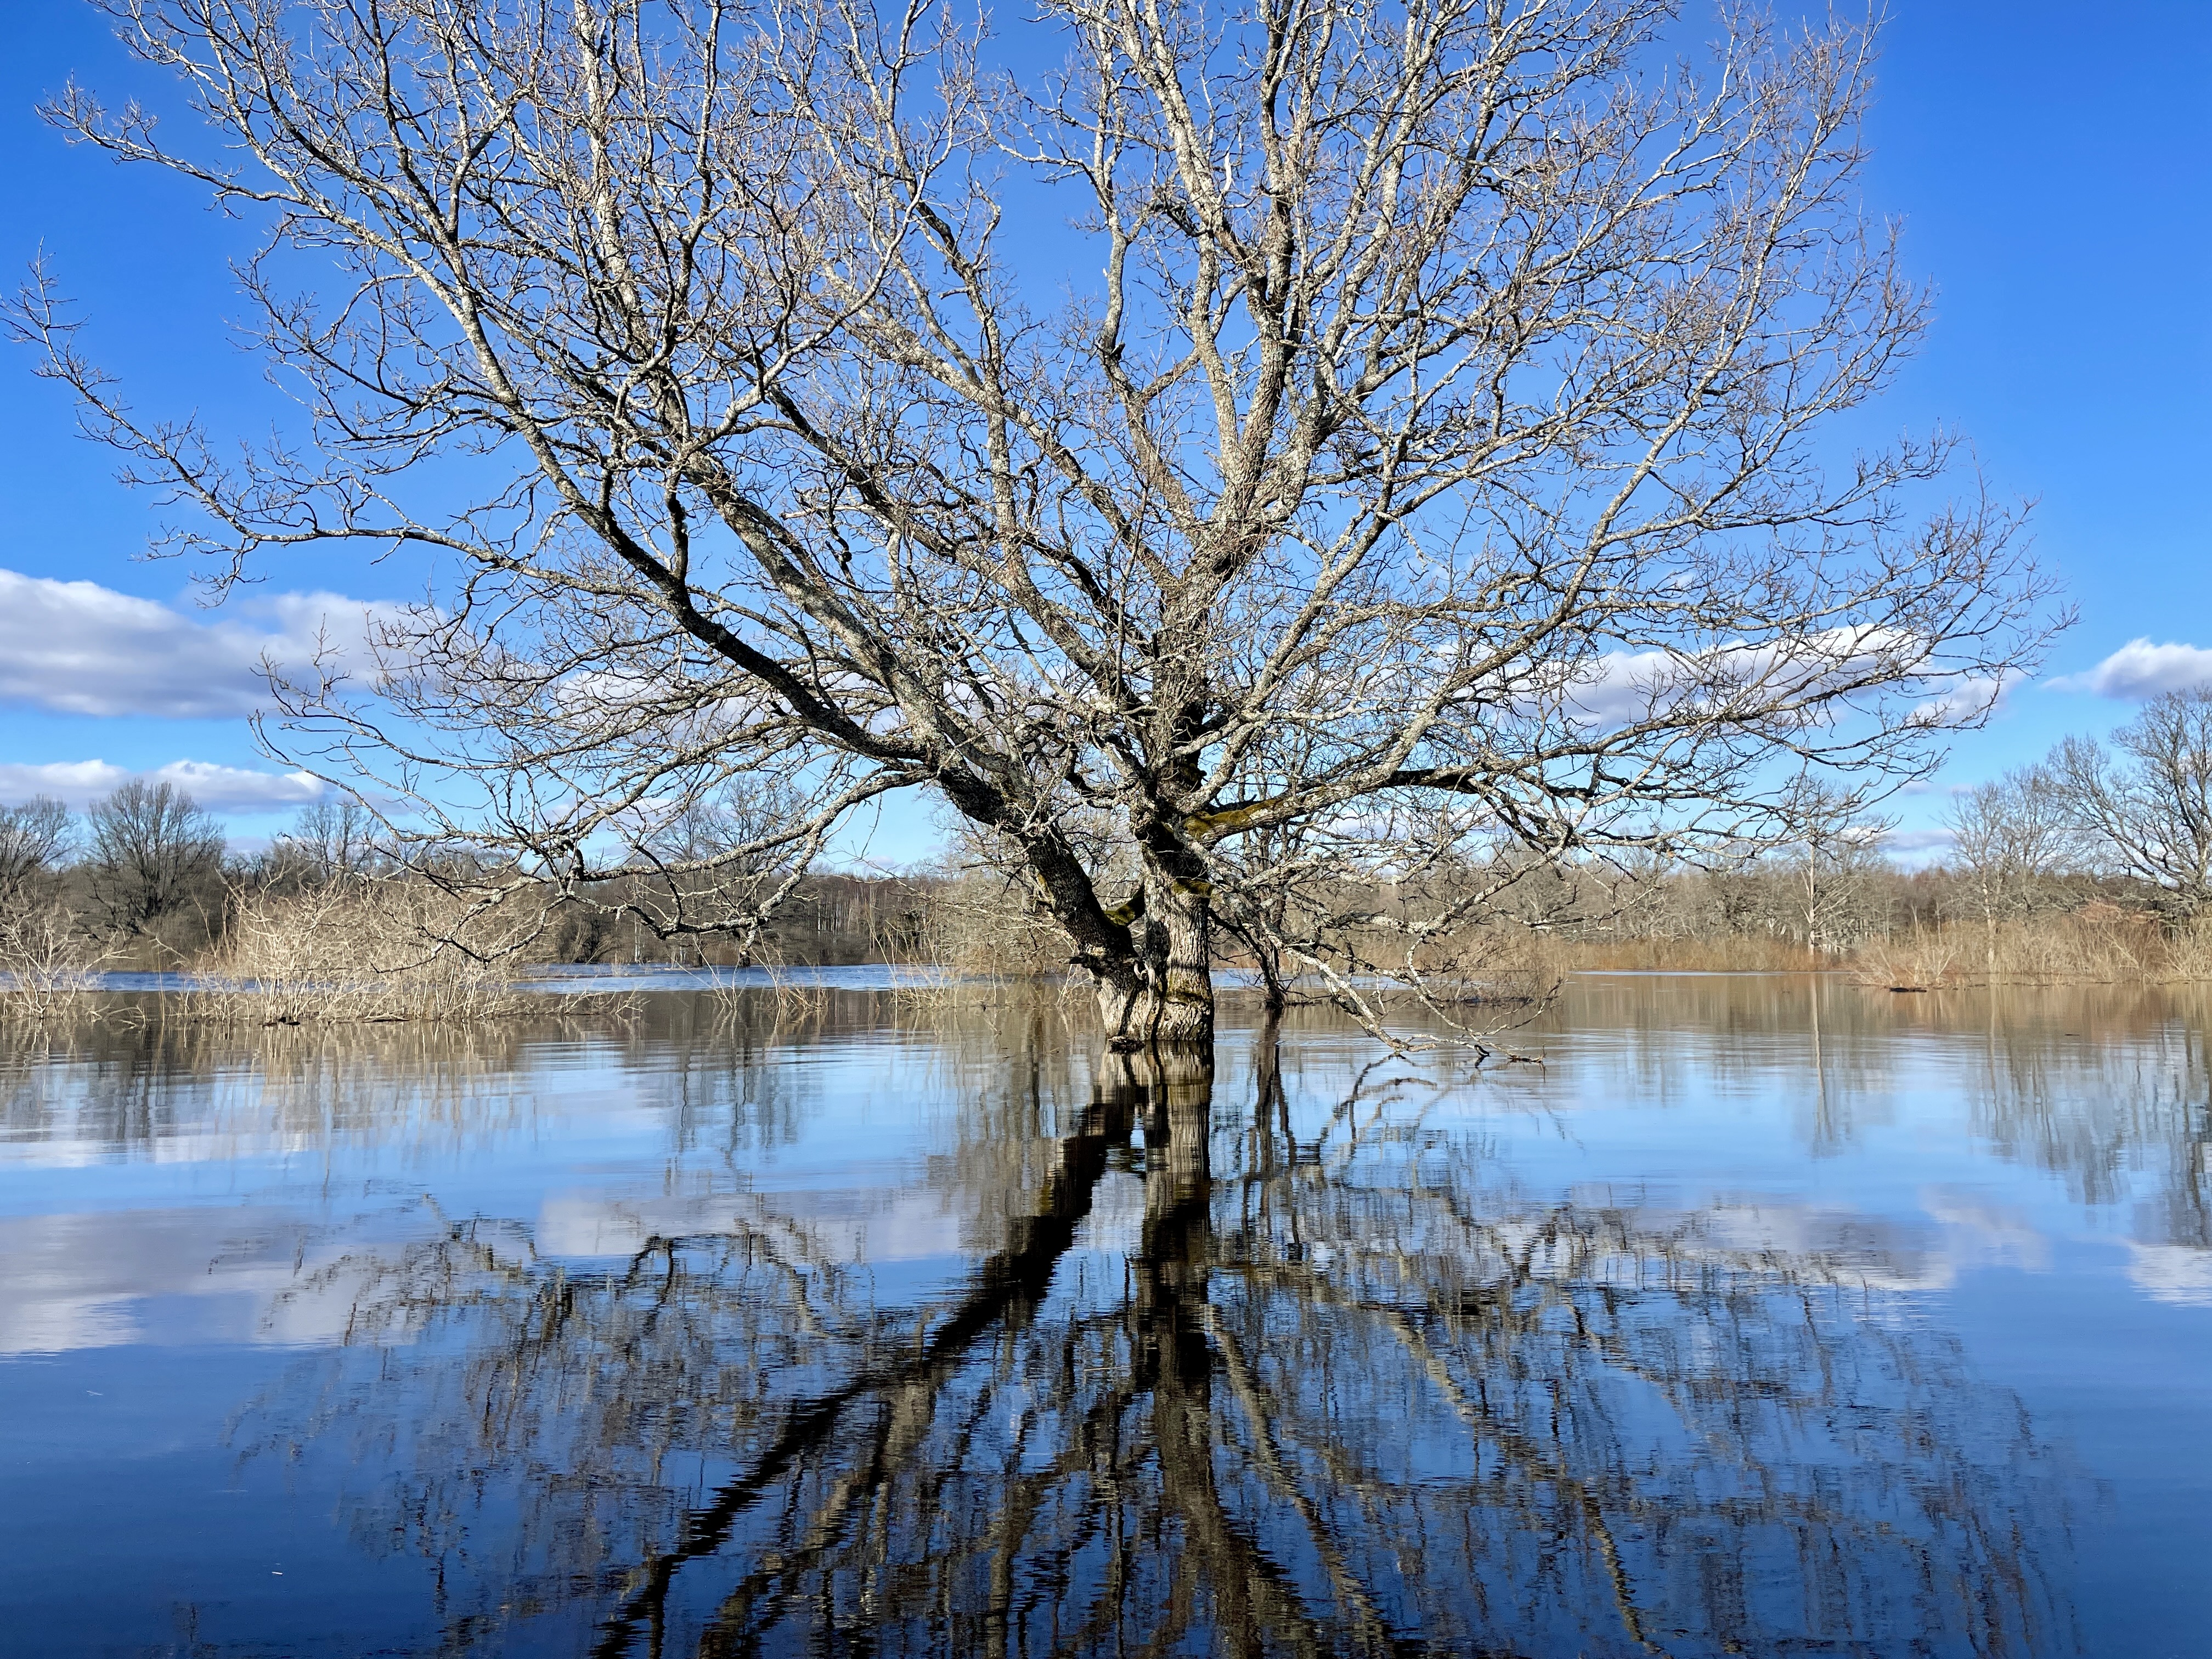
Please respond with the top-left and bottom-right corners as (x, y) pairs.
(1769, 777), (1893, 954)
(85, 779), (227, 940)
(16, 0), (2058, 1047)
(0, 795), (72, 907)
(2051, 690), (2212, 922)
(261, 796), (384, 890)
(1943, 764), (2083, 962)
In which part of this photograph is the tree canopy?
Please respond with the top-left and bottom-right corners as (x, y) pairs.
(16, 0), (2059, 1045)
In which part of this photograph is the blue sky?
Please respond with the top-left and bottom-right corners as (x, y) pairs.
(0, 0), (2206, 864)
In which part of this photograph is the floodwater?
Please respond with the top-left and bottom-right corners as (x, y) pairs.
(3, 978), (2210, 1657)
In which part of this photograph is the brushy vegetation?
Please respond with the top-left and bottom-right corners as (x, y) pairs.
(1844, 910), (2212, 991)
(0, 879), (629, 1030)
(20, 685), (2212, 1031)
(189, 884), (548, 1025)
(0, 906), (107, 1023)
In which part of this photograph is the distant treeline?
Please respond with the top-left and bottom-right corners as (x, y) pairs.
(8, 689), (2212, 987)
(0, 784), (948, 970)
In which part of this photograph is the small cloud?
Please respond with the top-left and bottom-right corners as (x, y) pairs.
(1882, 828), (1955, 853)
(1909, 673), (2015, 727)
(0, 760), (324, 814)
(0, 569), (402, 719)
(2049, 639), (2212, 699)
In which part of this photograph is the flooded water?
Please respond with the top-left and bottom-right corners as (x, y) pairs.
(3, 975), (2210, 1657)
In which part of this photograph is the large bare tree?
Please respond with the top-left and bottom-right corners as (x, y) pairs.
(17, 0), (2057, 1045)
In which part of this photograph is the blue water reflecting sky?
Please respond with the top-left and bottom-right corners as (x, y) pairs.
(2, 978), (2209, 1655)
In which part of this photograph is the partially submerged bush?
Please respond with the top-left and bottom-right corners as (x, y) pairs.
(1853, 931), (1963, 992)
(0, 906), (105, 1022)
(197, 883), (543, 1025)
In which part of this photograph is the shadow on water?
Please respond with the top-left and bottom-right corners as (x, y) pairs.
(64, 986), (2114, 1657)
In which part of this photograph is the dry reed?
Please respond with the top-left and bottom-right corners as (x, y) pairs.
(859, 868), (1076, 1015)
(1838, 907), (2212, 988)
(0, 906), (108, 1023)
(187, 883), (561, 1025)
(1852, 929), (1964, 991)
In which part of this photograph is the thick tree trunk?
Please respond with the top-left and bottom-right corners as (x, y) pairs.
(1095, 848), (1216, 1052)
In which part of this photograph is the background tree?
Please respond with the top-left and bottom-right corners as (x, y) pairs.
(274, 798), (382, 887)
(18, 0), (2058, 1047)
(84, 780), (226, 945)
(1943, 765), (2083, 962)
(1774, 778), (1893, 955)
(0, 795), (72, 909)
(2051, 689), (2212, 922)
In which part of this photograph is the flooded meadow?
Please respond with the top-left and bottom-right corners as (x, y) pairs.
(3, 974), (2210, 1656)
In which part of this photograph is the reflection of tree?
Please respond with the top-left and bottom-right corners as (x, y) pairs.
(0, 994), (885, 1158)
(1954, 986), (2212, 1245)
(235, 1026), (2078, 1658)
(1553, 975), (2212, 1249)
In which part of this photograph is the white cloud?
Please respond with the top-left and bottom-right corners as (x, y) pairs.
(1908, 673), (2016, 728)
(0, 569), (402, 718)
(1882, 828), (1955, 853)
(1550, 626), (1940, 730)
(2049, 639), (2212, 699)
(0, 759), (323, 813)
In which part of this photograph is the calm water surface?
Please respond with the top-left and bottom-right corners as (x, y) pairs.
(4, 975), (2211, 1657)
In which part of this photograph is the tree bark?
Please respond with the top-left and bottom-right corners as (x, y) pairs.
(1095, 840), (1217, 1052)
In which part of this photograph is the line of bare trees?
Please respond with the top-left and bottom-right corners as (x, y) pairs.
(6, 684), (2212, 985)
(1489, 686), (2212, 972)
(0, 785), (933, 972)
(2, 782), (234, 964)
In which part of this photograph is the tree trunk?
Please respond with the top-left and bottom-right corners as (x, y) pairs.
(1095, 845), (1216, 1052)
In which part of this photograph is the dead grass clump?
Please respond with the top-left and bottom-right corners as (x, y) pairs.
(2158, 921), (2212, 981)
(0, 907), (108, 1023)
(1941, 906), (2159, 983)
(695, 956), (838, 1025)
(1561, 933), (1829, 972)
(870, 868), (1071, 1011)
(1851, 930), (1963, 991)
(193, 883), (545, 1025)
(1834, 906), (2210, 986)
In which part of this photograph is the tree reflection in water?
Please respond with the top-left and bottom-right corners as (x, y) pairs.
(232, 1014), (2079, 1658)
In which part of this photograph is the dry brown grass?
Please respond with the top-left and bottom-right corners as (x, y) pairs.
(1536, 934), (1830, 973)
(1423, 908), (2212, 987)
(872, 870), (1073, 988)
(189, 883), (557, 1025)
(1841, 907), (2212, 987)
(0, 907), (109, 1023)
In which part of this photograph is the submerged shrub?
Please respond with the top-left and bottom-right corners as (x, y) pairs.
(0, 906), (106, 1023)
(198, 883), (540, 1025)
